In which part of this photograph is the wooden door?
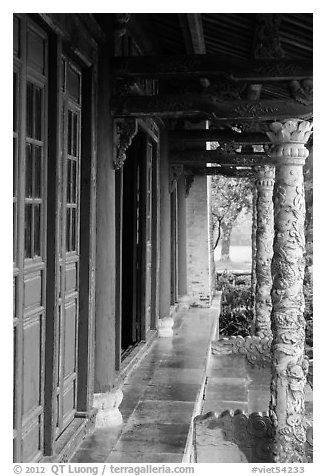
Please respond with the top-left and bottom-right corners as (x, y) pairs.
(121, 144), (140, 353)
(144, 141), (153, 335)
(170, 188), (178, 305)
(13, 16), (48, 462)
(139, 137), (153, 339)
(55, 57), (82, 437)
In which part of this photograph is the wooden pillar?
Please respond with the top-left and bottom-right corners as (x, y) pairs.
(267, 120), (312, 462)
(255, 165), (274, 337)
(94, 41), (116, 393)
(159, 129), (172, 317)
(177, 175), (187, 297)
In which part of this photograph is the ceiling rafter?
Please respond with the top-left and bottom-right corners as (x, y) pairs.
(179, 14), (209, 88)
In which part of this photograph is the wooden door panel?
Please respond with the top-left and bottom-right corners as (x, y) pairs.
(22, 317), (42, 416)
(55, 57), (81, 437)
(23, 270), (43, 310)
(63, 301), (78, 378)
(21, 415), (42, 462)
(21, 315), (44, 461)
(62, 383), (76, 424)
(65, 262), (78, 294)
(13, 17), (48, 462)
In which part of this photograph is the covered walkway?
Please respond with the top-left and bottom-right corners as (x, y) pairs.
(71, 298), (313, 463)
(71, 301), (219, 463)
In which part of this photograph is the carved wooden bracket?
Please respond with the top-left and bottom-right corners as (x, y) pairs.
(289, 79), (313, 106)
(113, 118), (138, 170)
(169, 165), (183, 193)
(211, 335), (272, 367)
(114, 13), (131, 39)
(184, 173), (195, 197)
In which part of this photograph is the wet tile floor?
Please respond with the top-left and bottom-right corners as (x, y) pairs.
(71, 304), (313, 463)
(71, 304), (218, 463)
(197, 353), (313, 463)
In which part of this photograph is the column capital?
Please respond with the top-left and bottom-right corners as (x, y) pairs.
(266, 119), (312, 165)
(255, 164), (275, 187)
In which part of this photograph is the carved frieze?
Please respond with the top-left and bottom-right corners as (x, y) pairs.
(206, 80), (247, 101)
(232, 103), (279, 118)
(211, 335), (272, 367)
(194, 410), (275, 463)
(195, 410), (312, 463)
(113, 118), (138, 170)
(112, 95), (312, 121)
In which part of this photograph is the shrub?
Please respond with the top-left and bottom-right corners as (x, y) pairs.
(218, 272), (253, 337)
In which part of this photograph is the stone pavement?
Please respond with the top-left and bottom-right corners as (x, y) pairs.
(195, 352), (313, 463)
(71, 302), (218, 463)
(71, 302), (313, 463)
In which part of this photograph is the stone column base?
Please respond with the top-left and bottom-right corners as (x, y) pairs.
(157, 317), (174, 337)
(93, 389), (123, 428)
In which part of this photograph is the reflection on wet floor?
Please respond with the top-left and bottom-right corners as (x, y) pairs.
(71, 303), (312, 463)
(71, 305), (217, 463)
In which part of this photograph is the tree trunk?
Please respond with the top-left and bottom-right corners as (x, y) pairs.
(220, 223), (232, 261)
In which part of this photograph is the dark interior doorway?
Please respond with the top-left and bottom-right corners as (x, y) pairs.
(121, 133), (144, 357)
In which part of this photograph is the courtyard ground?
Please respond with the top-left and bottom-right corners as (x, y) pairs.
(215, 245), (252, 273)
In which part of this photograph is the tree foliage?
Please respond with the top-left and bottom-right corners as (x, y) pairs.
(211, 174), (253, 253)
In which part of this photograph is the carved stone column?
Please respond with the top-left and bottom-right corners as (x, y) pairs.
(267, 119), (312, 462)
(251, 185), (257, 328)
(255, 165), (274, 337)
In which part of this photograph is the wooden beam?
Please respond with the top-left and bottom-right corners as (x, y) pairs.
(169, 129), (271, 144)
(184, 14), (209, 88)
(185, 166), (255, 177)
(112, 95), (313, 121)
(178, 14), (193, 54)
(170, 150), (271, 167)
(127, 15), (159, 55)
(187, 14), (206, 54)
(112, 54), (312, 82)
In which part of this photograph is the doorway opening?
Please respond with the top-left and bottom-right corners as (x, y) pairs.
(121, 133), (144, 357)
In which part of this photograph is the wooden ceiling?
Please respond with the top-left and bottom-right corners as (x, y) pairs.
(94, 12), (313, 175)
(136, 13), (312, 59)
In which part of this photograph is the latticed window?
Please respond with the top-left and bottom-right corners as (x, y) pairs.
(66, 109), (79, 252)
(24, 82), (44, 259)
